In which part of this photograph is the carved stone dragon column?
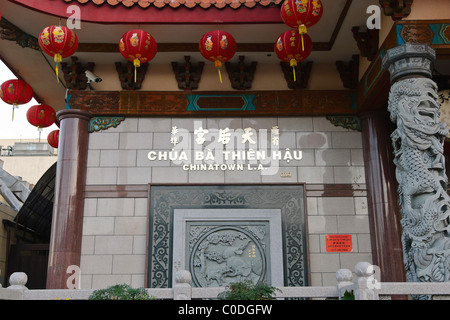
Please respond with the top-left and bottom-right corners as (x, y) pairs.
(382, 44), (450, 298)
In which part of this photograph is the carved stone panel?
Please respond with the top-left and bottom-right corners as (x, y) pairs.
(187, 223), (269, 287)
(173, 209), (284, 288)
(148, 185), (307, 288)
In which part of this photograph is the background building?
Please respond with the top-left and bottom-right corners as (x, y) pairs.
(0, 140), (57, 286)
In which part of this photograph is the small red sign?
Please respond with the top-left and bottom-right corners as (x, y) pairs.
(325, 234), (353, 252)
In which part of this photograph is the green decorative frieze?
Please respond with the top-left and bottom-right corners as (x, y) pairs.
(89, 116), (125, 133)
(326, 115), (362, 131)
(186, 94), (256, 111)
(396, 23), (450, 46)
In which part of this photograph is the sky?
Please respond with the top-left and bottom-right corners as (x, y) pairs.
(0, 61), (58, 141)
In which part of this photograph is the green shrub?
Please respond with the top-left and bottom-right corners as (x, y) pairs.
(341, 290), (355, 300)
(217, 280), (281, 300)
(88, 284), (154, 300)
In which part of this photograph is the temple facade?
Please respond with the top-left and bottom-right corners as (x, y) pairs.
(0, 0), (449, 297)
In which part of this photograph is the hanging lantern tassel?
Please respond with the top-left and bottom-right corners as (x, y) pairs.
(133, 58), (140, 83)
(215, 60), (223, 84)
(38, 127), (43, 142)
(11, 104), (17, 121)
(54, 54), (62, 83)
(298, 25), (307, 52)
(290, 59), (297, 82)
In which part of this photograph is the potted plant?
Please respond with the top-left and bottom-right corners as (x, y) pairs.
(217, 280), (281, 300)
(88, 284), (154, 300)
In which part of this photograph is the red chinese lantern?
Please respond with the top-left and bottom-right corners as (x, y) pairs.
(199, 30), (236, 83)
(0, 79), (33, 120)
(119, 29), (157, 83)
(275, 29), (312, 81)
(47, 130), (60, 148)
(39, 25), (79, 82)
(280, 0), (323, 51)
(26, 104), (56, 141)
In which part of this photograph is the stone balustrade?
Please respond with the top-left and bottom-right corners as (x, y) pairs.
(1, 262), (449, 300)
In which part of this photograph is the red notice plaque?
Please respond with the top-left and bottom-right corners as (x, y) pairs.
(325, 234), (353, 252)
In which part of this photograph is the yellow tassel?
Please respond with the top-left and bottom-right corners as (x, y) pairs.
(290, 59), (297, 82)
(54, 54), (62, 63)
(298, 25), (307, 52)
(134, 59), (140, 83)
(218, 69), (223, 83)
(11, 105), (15, 121)
(215, 60), (223, 83)
(54, 54), (62, 83)
(298, 24), (307, 34)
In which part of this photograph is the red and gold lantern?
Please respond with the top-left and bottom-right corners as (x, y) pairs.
(39, 25), (78, 82)
(199, 30), (236, 83)
(280, 0), (323, 51)
(26, 104), (56, 141)
(47, 129), (60, 148)
(119, 29), (157, 83)
(0, 79), (33, 120)
(275, 29), (312, 81)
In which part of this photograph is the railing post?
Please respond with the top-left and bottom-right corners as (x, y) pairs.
(4, 272), (28, 300)
(7, 272), (28, 290)
(173, 270), (192, 300)
(354, 262), (379, 300)
(336, 268), (353, 300)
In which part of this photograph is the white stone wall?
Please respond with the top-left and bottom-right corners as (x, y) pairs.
(80, 116), (372, 289)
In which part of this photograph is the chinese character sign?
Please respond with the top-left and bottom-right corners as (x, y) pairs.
(147, 121), (303, 175)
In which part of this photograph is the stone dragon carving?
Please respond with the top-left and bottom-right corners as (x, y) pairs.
(388, 78), (450, 295)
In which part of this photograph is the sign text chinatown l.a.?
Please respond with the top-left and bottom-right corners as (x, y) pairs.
(147, 122), (303, 175)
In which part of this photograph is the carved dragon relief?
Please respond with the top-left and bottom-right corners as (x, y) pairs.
(188, 225), (267, 287)
(388, 78), (450, 297)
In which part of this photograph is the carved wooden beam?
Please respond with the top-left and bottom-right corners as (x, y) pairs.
(279, 61), (313, 90)
(115, 61), (149, 90)
(0, 18), (39, 50)
(61, 57), (96, 90)
(225, 56), (257, 90)
(67, 90), (356, 117)
(336, 55), (359, 89)
(379, 0), (414, 21)
(171, 56), (204, 91)
(352, 27), (379, 61)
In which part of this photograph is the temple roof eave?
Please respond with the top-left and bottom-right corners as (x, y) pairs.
(9, 0), (284, 24)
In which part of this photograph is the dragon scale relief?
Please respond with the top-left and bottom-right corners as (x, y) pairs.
(388, 78), (450, 292)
